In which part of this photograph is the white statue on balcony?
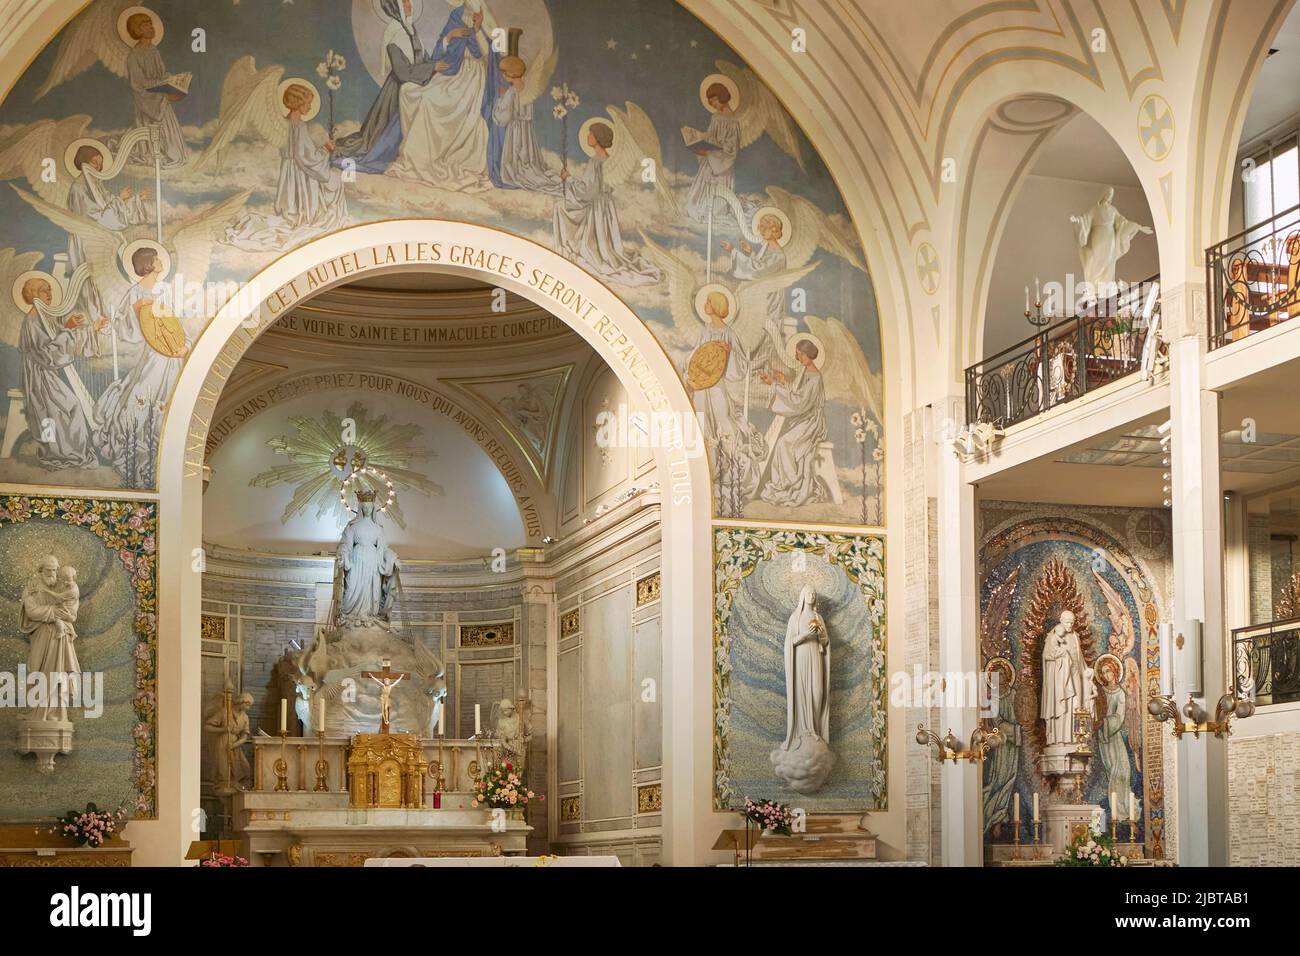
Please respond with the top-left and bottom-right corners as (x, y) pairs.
(1070, 186), (1153, 297)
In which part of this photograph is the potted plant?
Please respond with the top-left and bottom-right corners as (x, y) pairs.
(471, 762), (543, 819)
(49, 803), (127, 848)
(1055, 830), (1130, 867)
(741, 797), (794, 836)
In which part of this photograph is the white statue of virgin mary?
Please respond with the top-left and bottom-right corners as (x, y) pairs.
(334, 491), (401, 627)
(770, 585), (835, 793)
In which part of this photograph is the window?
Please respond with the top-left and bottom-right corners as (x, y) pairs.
(1244, 137), (1299, 234)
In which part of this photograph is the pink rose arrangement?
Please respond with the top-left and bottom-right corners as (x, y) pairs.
(741, 796), (794, 835)
(50, 803), (127, 848)
(471, 762), (544, 810)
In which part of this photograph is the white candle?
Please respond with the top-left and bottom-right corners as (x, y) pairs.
(280, 698), (287, 734)
(1129, 792), (1136, 823)
(474, 704), (481, 735)
(438, 705), (445, 736)
(1033, 793), (1039, 822)
(1035, 277), (1040, 303)
(318, 697), (325, 733)
(1111, 791), (1118, 819)
(1013, 793), (1020, 822)
(1025, 285), (1030, 311)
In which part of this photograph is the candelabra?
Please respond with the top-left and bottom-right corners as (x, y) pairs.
(1147, 689), (1255, 739)
(313, 730), (329, 792)
(915, 723), (1001, 763)
(273, 731), (289, 793)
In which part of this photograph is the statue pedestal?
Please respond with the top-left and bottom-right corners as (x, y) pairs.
(1043, 802), (1100, 857)
(16, 718), (73, 773)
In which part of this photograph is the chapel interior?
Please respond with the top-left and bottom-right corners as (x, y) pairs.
(1, 0), (1300, 874)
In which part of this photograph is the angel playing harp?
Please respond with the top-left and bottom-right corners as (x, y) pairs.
(491, 28), (562, 196)
(2, 253), (102, 470)
(200, 65), (349, 251)
(0, 120), (153, 339)
(12, 184), (249, 481)
(553, 106), (675, 288)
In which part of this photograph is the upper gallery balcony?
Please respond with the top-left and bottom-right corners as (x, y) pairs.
(1207, 204), (1300, 349)
(965, 277), (1163, 429)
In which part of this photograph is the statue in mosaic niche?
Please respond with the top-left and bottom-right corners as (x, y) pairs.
(1069, 187), (1153, 296)
(16, 556), (82, 772)
(1040, 610), (1093, 750)
(770, 585), (835, 793)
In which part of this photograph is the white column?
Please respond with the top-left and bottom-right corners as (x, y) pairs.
(1168, 331), (1229, 866)
(934, 398), (982, 866)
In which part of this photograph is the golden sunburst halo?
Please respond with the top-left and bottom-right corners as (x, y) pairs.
(248, 402), (444, 529)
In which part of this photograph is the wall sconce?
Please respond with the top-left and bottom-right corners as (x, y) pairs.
(915, 724), (1001, 763)
(1147, 690), (1254, 740)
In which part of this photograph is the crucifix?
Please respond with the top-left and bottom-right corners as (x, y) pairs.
(361, 657), (408, 735)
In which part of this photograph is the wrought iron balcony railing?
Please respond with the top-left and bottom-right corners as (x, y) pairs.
(1206, 203), (1300, 349)
(1232, 616), (1300, 708)
(965, 277), (1162, 428)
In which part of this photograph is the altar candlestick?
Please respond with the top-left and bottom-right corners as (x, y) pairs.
(1129, 792), (1136, 823)
(1013, 793), (1020, 822)
(438, 705), (445, 736)
(280, 698), (287, 734)
(474, 704), (481, 735)
(1033, 793), (1039, 822)
(318, 697), (325, 734)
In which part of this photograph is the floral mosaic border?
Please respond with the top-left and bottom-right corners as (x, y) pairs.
(0, 496), (158, 818)
(712, 526), (888, 811)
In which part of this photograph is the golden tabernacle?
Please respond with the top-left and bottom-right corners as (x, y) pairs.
(347, 733), (428, 809)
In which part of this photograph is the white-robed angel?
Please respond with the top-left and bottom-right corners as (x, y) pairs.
(685, 62), (806, 226)
(1, 252), (103, 470)
(202, 67), (349, 251)
(553, 108), (674, 287)
(35, 3), (190, 168)
(642, 233), (812, 502)
(0, 120), (152, 336)
(1092, 567), (1143, 775)
(13, 185), (249, 482)
(491, 31), (561, 195)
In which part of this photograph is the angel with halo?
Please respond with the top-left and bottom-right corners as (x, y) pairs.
(0, 120), (153, 336)
(642, 233), (814, 502)
(203, 67), (350, 251)
(1091, 565), (1143, 798)
(683, 62), (806, 227)
(2, 252), (102, 470)
(35, 4), (190, 169)
(553, 106), (675, 288)
(12, 184), (249, 481)
(491, 28), (561, 195)
(756, 316), (883, 509)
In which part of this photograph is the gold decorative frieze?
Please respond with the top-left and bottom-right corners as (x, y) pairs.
(635, 572), (661, 607)
(201, 614), (227, 643)
(560, 796), (581, 821)
(560, 608), (580, 638)
(637, 783), (662, 813)
(460, 622), (515, 648)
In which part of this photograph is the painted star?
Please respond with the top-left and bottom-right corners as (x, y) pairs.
(606, 38), (618, 50)
(690, 39), (699, 47)
(630, 52), (638, 60)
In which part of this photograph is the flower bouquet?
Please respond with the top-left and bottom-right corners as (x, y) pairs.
(1055, 830), (1130, 867)
(199, 852), (249, 868)
(741, 796), (794, 836)
(471, 761), (543, 812)
(49, 803), (127, 848)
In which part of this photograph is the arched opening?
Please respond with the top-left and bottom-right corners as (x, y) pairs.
(153, 220), (712, 866)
